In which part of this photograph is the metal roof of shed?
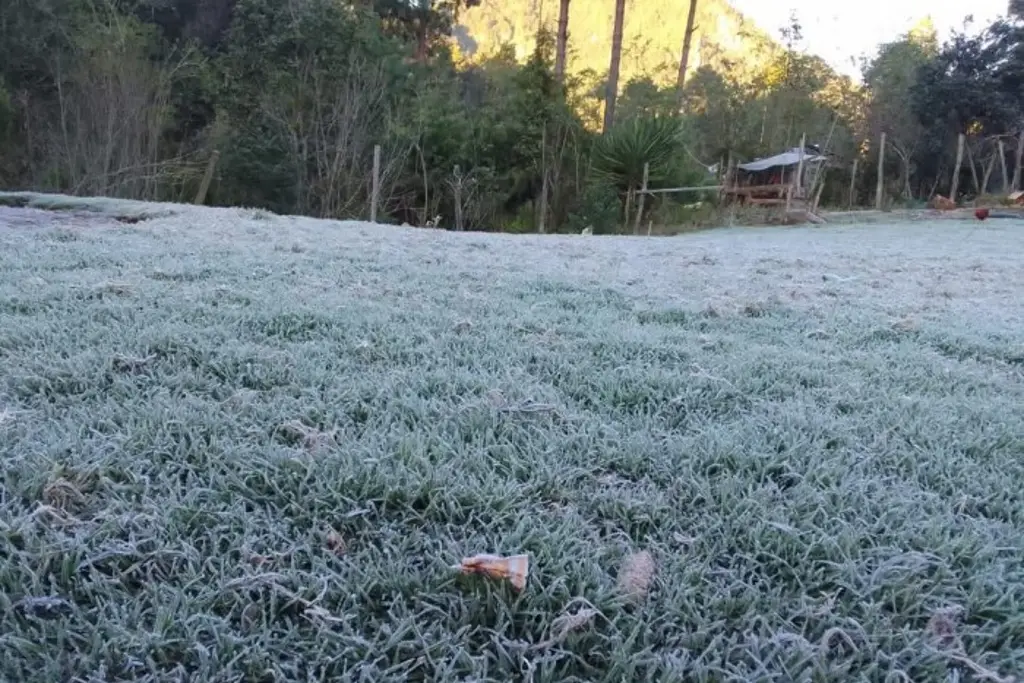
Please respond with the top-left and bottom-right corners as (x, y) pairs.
(738, 147), (827, 172)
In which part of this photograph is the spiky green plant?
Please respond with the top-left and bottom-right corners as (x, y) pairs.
(590, 115), (686, 192)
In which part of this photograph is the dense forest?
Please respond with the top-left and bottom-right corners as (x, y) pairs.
(2, 0), (1024, 232)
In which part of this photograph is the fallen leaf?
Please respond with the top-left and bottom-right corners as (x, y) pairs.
(240, 603), (262, 632)
(618, 550), (655, 602)
(42, 477), (86, 511)
(325, 528), (346, 557)
(111, 353), (156, 372)
(531, 598), (602, 650)
(672, 531), (696, 547)
(453, 553), (529, 591)
(485, 390), (509, 410)
(927, 606), (965, 650)
(278, 420), (337, 451)
(16, 596), (73, 619)
(247, 553), (273, 568)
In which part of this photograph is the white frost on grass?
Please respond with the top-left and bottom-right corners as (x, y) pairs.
(1, 193), (1023, 681)
(3, 189), (1021, 330)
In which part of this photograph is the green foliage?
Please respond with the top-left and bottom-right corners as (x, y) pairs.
(0, 84), (12, 141)
(565, 179), (621, 234)
(7, 0), (1024, 224)
(908, 19), (1024, 197)
(862, 26), (937, 198)
(592, 116), (686, 191)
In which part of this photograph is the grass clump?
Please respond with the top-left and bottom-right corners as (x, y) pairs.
(1, 199), (1023, 681)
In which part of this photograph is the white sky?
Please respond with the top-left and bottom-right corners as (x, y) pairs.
(730, 0), (1008, 80)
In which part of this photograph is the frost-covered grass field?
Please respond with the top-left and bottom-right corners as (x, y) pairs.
(2, 193), (1024, 682)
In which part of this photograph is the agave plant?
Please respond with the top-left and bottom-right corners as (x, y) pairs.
(590, 115), (687, 193)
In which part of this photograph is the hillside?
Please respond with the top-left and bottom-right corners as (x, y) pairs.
(456, 0), (780, 87)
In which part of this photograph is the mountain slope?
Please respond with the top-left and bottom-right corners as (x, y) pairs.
(456, 0), (780, 87)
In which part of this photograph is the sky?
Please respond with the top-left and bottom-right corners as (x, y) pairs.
(730, 0), (1009, 80)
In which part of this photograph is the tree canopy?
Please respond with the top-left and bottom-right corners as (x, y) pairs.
(2, 0), (1023, 229)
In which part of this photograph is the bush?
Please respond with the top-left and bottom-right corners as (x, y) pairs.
(565, 180), (621, 234)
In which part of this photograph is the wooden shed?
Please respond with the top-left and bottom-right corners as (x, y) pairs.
(723, 145), (828, 207)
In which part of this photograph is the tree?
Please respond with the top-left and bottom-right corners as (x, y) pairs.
(863, 20), (937, 199)
(603, 0), (626, 132)
(592, 115), (688, 225)
(374, 0), (482, 61)
(675, 0), (698, 109)
(911, 19), (1024, 195)
(554, 0), (570, 81)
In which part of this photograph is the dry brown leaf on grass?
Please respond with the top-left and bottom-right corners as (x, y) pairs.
(927, 606), (1019, 683)
(111, 353), (157, 372)
(30, 503), (82, 528)
(240, 603), (262, 632)
(277, 420), (337, 451)
(325, 528), (346, 557)
(485, 390), (509, 410)
(927, 606), (964, 651)
(452, 553), (529, 591)
(618, 550), (656, 602)
(42, 477), (87, 511)
(891, 316), (918, 332)
(531, 598), (604, 650)
(247, 553), (274, 568)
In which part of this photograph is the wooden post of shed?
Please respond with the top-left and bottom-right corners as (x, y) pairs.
(981, 150), (996, 196)
(786, 134), (807, 213)
(721, 152), (734, 203)
(950, 133), (965, 202)
(848, 157), (858, 209)
(1014, 133), (1024, 192)
(875, 132), (886, 210)
(370, 144), (381, 223)
(795, 133), (807, 201)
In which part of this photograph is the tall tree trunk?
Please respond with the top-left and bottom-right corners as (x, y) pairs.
(603, 0), (626, 133)
(675, 0), (698, 109)
(415, 15), (430, 62)
(555, 0), (571, 82)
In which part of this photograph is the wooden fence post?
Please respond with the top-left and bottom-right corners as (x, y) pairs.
(194, 150), (220, 205)
(795, 133), (807, 200)
(538, 125), (548, 234)
(453, 165), (463, 231)
(999, 139), (1009, 193)
(633, 162), (649, 235)
(848, 157), (858, 209)
(370, 144), (381, 223)
(787, 133), (806, 212)
(1014, 133), (1024, 192)
(875, 132), (886, 210)
(950, 133), (965, 202)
